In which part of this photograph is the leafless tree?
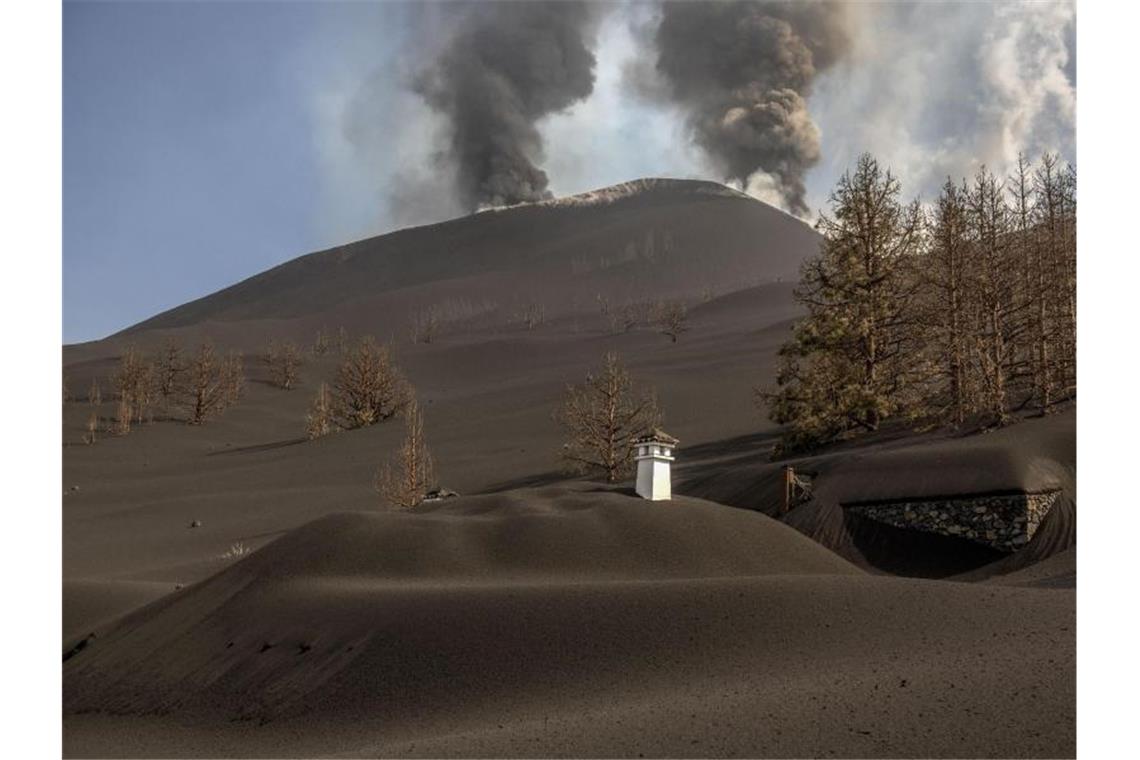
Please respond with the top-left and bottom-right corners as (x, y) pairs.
(265, 340), (301, 390)
(514, 301), (546, 330)
(88, 377), (102, 407)
(84, 412), (98, 445)
(184, 342), (244, 425)
(305, 382), (334, 440)
(155, 337), (185, 404)
(114, 345), (155, 425)
(651, 300), (689, 342)
(375, 396), (434, 509)
(556, 352), (662, 482)
(410, 306), (442, 344)
(113, 397), (132, 436)
(313, 327), (331, 356)
(331, 337), (409, 429)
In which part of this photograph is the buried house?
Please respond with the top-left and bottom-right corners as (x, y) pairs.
(634, 429), (679, 501)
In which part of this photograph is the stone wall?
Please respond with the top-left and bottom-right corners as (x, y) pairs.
(844, 491), (1060, 552)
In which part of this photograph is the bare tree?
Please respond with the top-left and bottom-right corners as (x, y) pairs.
(651, 300), (689, 342)
(84, 412), (98, 445)
(331, 337), (409, 429)
(375, 396), (435, 509)
(224, 351), (246, 405)
(597, 294), (640, 334)
(265, 340), (301, 390)
(63, 375), (72, 404)
(184, 342), (244, 425)
(556, 352), (662, 482)
(410, 306), (442, 344)
(113, 397), (132, 436)
(114, 345), (155, 426)
(313, 327), (331, 356)
(88, 377), (102, 407)
(335, 326), (350, 355)
(305, 382), (334, 440)
(514, 301), (546, 330)
(155, 337), (185, 405)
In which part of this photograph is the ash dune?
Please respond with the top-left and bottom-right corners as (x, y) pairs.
(64, 487), (1073, 759)
(62, 178), (1075, 757)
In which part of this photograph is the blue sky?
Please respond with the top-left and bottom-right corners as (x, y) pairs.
(65, 1), (336, 342)
(63, 1), (1074, 344)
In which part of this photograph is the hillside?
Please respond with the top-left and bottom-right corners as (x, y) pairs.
(77, 178), (817, 357)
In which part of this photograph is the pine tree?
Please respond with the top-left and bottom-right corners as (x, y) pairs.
(764, 153), (923, 451)
(920, 177), (974, 426)
(965, 166), (1019, 425)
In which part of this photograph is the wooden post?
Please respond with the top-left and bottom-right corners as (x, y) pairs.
(782, 465), (795, 515)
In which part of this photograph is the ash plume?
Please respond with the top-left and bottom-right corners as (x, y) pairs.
(638, 1), (852, 216)
(412, 1), (601, 211)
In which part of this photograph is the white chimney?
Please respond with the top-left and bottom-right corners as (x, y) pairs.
(633, 429), (678, 501)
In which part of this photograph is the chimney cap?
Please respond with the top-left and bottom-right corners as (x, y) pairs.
(632, 428), (679, 446)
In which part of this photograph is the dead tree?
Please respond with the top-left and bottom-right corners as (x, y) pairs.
(184, 342), (244, 425)
(965, 167), (1019, 426)
(155, 337), (185, 404)
(515, 301), (546, 330)
(113, 397), (132, 436)
(114, 345), (154, 426)
(265, 340), (301, 390)
(375, 396), (434, 509)
(305, 382), (334, 440)
(651, 300), (689, 342)
(331, 337), (409, 429)
(556, 352), (662, 482)
(410, 306), (442, 344)
(922, 178), (974, 426)
(313, 328), (331, 356)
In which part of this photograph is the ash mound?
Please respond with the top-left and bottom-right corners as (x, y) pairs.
(63, 486), (1073, 758)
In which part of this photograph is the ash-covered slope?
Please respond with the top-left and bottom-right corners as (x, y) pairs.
(63, 486), (1073, 758)
(116, 178), (818, 339)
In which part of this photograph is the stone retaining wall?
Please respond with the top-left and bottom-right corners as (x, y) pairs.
(844, 491), (1060, 552)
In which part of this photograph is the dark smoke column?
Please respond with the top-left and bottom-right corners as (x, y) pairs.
(649, 1), (850, 216)
(414, 1), (599, 211)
